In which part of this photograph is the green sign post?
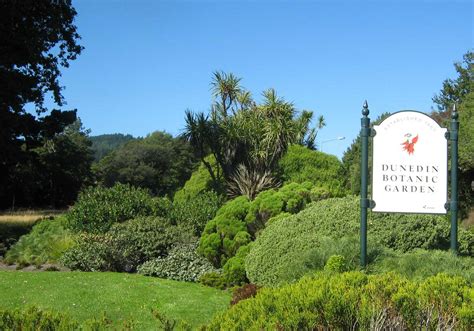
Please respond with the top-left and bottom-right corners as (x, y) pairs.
(359, 102), (459, 267)
(359, 101), (371, 268)
(450, 105), (459, 254)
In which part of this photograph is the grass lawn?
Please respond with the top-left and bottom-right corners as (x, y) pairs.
(0, 271), (230, 329)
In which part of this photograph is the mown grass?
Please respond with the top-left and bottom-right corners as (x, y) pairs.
(0, 271), (230, 329)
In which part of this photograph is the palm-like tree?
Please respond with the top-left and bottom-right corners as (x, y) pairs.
(183, 72), (325, 199)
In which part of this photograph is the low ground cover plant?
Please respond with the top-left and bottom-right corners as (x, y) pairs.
(138, 241), (217, 282)
(205, 272), (473, 330)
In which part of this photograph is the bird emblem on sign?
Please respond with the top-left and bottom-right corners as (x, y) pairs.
(401, 133), (418, 155)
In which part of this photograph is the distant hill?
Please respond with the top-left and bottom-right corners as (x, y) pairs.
(90, 133), (136, 161)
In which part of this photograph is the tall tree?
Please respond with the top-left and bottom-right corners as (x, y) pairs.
(0, 0), (83, 208)
(431, 51), (474, 219)
(183, 71), (324, 199)
(94, 131), (197, 197)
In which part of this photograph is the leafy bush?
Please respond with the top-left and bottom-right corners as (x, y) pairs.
(106, 217), (181, 272)
(173, 155), (224, 204)
(199, 271), (226, 289)
(246, 196), (474, 286)
(278, 144), (348, 197)
(244, 182), (312, 235)
(59, 233), (115, 271)
(137, 241), (216, 282)
(4, 216), (73, 266)
(205, 272), (473, 330)
(66, 183), (156, 233)
(169, 191), (223, 236)
(324, 255), (347, 272)
(61, 217), (181, 272)
(222, 245), (250, 286)
(0, 306), (114, 330)
(198, 196), (251, 267)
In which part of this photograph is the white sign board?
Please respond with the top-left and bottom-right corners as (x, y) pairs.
(372, 111), (447, 214)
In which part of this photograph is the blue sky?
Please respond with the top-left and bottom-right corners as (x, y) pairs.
(55, 0), (472, 158)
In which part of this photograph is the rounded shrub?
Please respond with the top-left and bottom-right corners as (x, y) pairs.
(244, 182), (312, 235)
(246, 196), (474, 286)
(66, 183), (156, 233)
(198, 196), (251, 267)
(278, 144), (347, 197)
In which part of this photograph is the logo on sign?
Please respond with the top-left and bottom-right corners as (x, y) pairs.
(401, 133), (419, 155)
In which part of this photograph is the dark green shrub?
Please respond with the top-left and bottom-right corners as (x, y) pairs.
(246, 196), (474, 287)
(244, 182), (312, 235)
(278, 144), (347, 197)
(199, 271), (226, 289)
(4, 216), (73, 266)
(204, 272), (473, 330)
(137, 242), (216, 282)
(107, 216), (180, 272)
(62, 217), (181, 272)
(222, 245), (250, 286)
(198, 196), (251, 267)
(169, 191), (224, 236)
(59, 233), (115, 271)
(66, 183), (156, 233)
(152, 196), (173, 218)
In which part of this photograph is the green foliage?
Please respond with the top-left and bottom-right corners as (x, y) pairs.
(278, 144), (347, 196)
(93, 131), (197, 197)
(60, 233), (115, 271)
(198, 196), (251, 267)
(173, 155), (225, 203)
(0, 0), (83, 209)
(4, 216), (73, 266)
(341, 113), (391, 195)
(205, 272), (473, 330)
(0, 306), (113, 330)
(244, 182), (312, 235)
(66, 183), (156, 233)
(168, 191), (224, 236)
(222, 245), (250, 286)
(198, 272), (227, 289)
(246, 196), (474, 286)
(324, 255), (347, 272)
(183, 73), (324, 199)
(61, 217), (181, 272)
(137, 242), (216, 282)
(90, 133), (136, 161)
(370, 249), (474, 282)
(106, 217), (180, 272)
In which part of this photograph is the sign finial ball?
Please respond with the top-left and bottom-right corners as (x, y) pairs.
(362, 100), (369, 116)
